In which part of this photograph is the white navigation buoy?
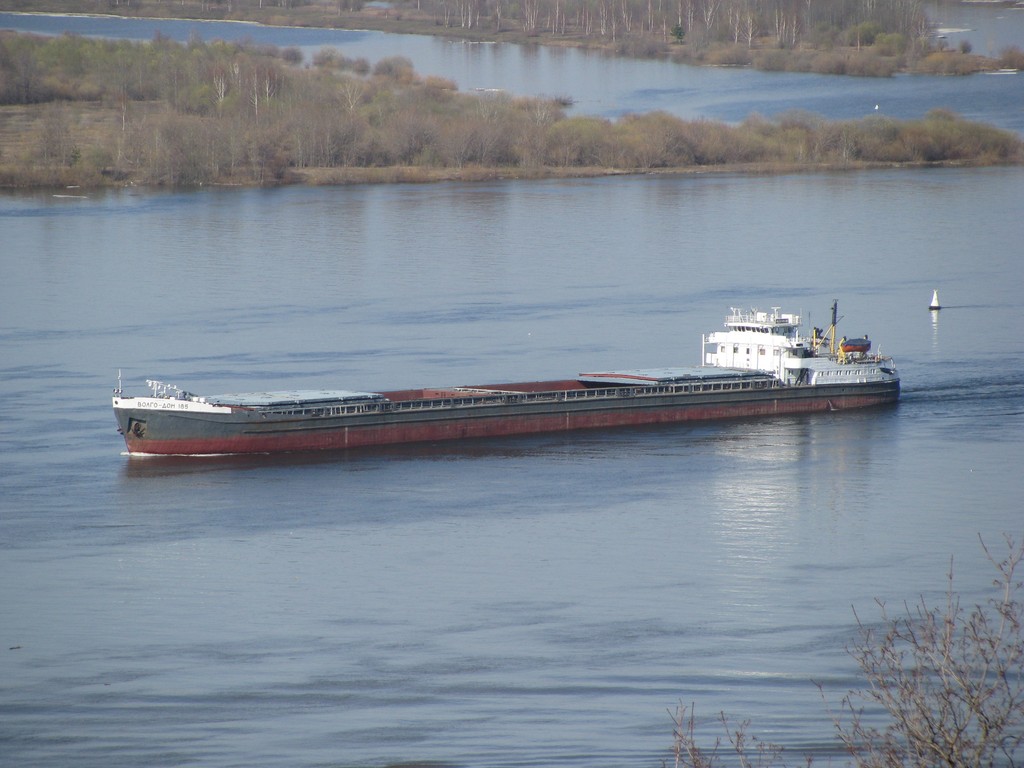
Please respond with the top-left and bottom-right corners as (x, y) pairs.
(929, 290), (941, 311)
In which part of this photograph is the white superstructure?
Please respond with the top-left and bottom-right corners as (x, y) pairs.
(702, 305), (898, 387)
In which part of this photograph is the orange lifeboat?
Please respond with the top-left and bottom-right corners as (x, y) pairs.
(840, 336), (871, 354)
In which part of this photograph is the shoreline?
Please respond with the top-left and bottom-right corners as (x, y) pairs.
(3, 159), (1018, 194)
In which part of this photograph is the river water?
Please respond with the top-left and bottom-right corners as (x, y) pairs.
(2, 12), (1024, 768)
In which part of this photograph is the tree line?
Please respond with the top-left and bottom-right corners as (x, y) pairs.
(8, 0), (1024, 78)
(14, 0), (930, 52)
(0, 32), (1020, 187)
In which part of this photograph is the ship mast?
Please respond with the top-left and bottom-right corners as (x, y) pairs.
(811, 300), (840, 356)
(829, 299), (838, 355)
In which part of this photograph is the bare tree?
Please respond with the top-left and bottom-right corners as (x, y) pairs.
(668, 534), (1024, 768)
(37, 104), (74, 166)
(667, 704), (788, 768)
(522, 0), (541, 32)
(13, 44), (41, 104)
(337, 77), (367, 112)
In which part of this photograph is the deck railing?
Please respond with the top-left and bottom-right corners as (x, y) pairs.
(257, 376), (775, 418)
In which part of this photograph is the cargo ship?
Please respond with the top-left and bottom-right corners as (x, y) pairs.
(113, 302), (899, 456)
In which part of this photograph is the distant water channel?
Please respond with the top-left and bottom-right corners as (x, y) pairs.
(2, 166), (1024, 767)
(2, 11), (1024, 134)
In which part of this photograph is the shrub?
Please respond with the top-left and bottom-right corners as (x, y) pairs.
(615, 38), (669, 58)
(311, 48), (341, 68)
(543, 116), (612, 167)
(873, 33), (906, 57)
(372, 56), (416, 82)
(614, 111), (697, 168)
(914, 51), (988, 75)
(843, 53), (898, 77)
(809, 51), (849, 75)
(998, 46), (1024, 70)
(704, 45), (752, 66)
(281, 47), (303, 65)
(847, 21), (883, 47)
(752, 49), (790, 71)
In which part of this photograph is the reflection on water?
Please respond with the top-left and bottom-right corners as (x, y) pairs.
(709, 409), (898, 603)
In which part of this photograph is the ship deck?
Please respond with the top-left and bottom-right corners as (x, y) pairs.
(201, 390), (385, 407)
